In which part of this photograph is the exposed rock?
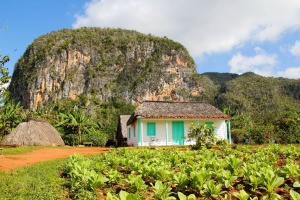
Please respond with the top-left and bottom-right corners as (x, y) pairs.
(9, 27), (201, 110)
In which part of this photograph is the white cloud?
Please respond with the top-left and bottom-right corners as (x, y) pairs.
(290, 40), (300, 56)
(228, 51), (277, 77)
(276, 67), (300, 79)
(73, 0), (300, 58)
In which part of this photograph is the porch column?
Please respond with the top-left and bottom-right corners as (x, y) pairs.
(138, 118), (143, 146)
(227, 120), (232, 144)
(165, 119), (169, 146)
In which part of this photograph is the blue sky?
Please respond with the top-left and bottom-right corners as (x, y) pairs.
(2, 0), (300, 79)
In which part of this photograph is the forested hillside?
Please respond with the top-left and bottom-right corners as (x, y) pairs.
(1, 27), (299, 146)
(201, 72), (300, 144)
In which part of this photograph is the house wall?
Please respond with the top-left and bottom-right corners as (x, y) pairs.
(127, 118), (228, 146)
(127, 123), (138, 146)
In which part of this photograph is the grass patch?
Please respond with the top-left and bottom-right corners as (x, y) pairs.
(0, 158), (69, 199)
(0, 146), (66, 155)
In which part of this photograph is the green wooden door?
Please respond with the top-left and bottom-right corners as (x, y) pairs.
(172, 121), (184, 145)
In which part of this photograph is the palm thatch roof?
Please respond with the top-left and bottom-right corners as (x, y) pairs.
(116, 115), (131, 146)
(127, 101), (231, 125)
(1, 117), (65, 146)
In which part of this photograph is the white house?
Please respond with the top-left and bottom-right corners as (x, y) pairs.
(125, 101), (232, 147)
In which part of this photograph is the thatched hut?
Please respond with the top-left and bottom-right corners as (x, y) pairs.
(116, 115), (131, 146)
(1, 117), (65, 146)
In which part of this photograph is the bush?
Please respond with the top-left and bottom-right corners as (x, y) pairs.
(274, 110), (300, 144)
(82, 128), (108, 147)
(62, 134), (78, 146)
(248, 126), (270, 144)
(187, 123), (217, 150)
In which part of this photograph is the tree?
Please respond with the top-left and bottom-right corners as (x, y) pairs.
(187, 123), (216, 149)
(0, 54), (10, 102)
(0, 101), (26, 139)
(230, 113), (254, 143)
(56, 108), (94, 145)
(274, 110), (300, 143)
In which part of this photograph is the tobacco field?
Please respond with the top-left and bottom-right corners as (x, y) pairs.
(61, 145), (300, 199)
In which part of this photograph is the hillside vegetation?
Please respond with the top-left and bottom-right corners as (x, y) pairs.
(9, 27), (199, 110)
(1, 27), (299, 145)
(201, 72), (300, 143)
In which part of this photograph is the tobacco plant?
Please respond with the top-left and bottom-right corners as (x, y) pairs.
(173, 171), (190, 191)
(261, 168), (284, 194)
(177, 192), (196, 200)
(190, 168), (211, 191)
(202, 179), (225, 199)
(125, 174), (148, 192)
(152, 181), (175, 200)
(60, 145), (300, 199)
(290, 190), (300, 200)
(68, 155), (108, 192)
(216, 169), (238, 188)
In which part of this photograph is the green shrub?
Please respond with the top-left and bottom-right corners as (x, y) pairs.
(83, 128), (108, 147)
(187, 123), (217, 150)
(62, 134), (78, 146)
(248, 126), (270, 144)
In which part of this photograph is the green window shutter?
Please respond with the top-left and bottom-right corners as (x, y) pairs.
(147, 122), (156, 136)
(205, 122), (214, 132)
(128, 128), (131, 139)
(205, 122), (214, 128)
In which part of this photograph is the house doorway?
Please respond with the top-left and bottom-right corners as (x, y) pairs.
(172, 121), (184, 145)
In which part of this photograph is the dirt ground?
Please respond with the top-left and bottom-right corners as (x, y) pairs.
(0, 147), (109, 171)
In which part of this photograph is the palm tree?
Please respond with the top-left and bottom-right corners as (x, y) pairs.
(56, 108), (94, 144)
(0, 101), (26, 138)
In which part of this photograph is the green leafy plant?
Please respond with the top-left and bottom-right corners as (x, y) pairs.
(177, 192), (196, 200)
(190, 169), (211, 191)
(202, 180), (225, 198)
(248, 173), (264, 191)
(107, 169), (123, 185)
(119, 190), (141, 200)
(173, 171), (189, 191)
(68, 155), (108, 193)
(226, 154), (243, 176)
(233, 190), (250, 200)
(279, 162), (300, 179)
(233, 190), (259, 200)
(216, 169), (238, 188)
(290, 190), (300, 200)
(261, 169), (284, 194)
(293, 181), (300, 188)
(105, 192), (119, 200)
(125, 174), (148, 192)
(152, 181), (175, 200)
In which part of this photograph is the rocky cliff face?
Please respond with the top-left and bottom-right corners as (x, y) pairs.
(9, 27), (201, 110)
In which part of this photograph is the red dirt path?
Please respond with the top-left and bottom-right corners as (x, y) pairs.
(0, 147), (109, 171)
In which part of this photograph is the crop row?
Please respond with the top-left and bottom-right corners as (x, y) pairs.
(61, 145), (300, 199)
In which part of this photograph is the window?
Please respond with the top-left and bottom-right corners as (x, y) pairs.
(133, 126), (136, 137)
(147, 122), (156, 136)
(205, 122), (214, 132)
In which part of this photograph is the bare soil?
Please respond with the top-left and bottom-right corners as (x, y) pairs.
(0, 147), (109, 171)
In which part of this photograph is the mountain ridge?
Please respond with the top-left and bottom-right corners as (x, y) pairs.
(9, 27), (201, 110)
